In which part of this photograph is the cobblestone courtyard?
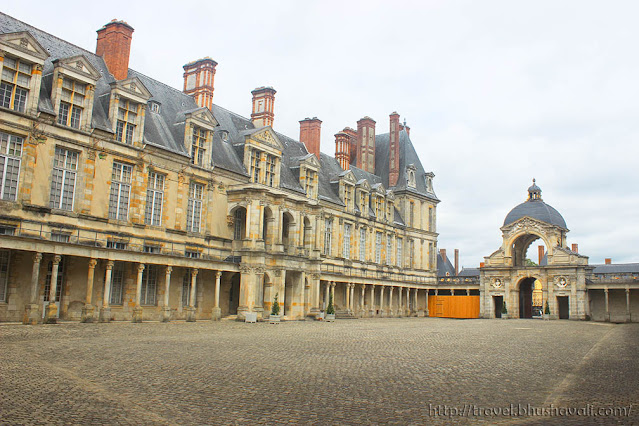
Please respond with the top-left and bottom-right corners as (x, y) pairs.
(1, 318), (637, 425)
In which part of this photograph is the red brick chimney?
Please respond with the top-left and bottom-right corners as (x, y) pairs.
(251, 87), (276, 128)
(299, 117), (322, 159)
(343, 127), (358, 165)
(183, 57), (217, 110)
(335, 131), (351, 170)
(389, 112), (400, 187)
(571, 243), (578, 253)
(538, 245), (545, 265)
(605, 258), (612, 265)
(440, 248), (446, 261)
(454, 248), (459, 276)
(96, 19), (134, 81)
(356, 117), (376, 173)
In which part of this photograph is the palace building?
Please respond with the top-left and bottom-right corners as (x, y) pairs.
(0, 13), (439, 324)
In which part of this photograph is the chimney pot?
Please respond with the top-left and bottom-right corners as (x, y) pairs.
(454, 248), (459, 276)
(389, 112), (401, 187)
(605, 258), (612, 265)
(571, 243), (578, 253)
(356, 117), (376, 172)
(96, 20), (135, 81)
(251, 87), (277, 128)
(183, 57), (218, 110)
(299, 117), (322, 160)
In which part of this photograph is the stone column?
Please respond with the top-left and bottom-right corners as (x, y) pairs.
(406, 287), (411, 316)
(626, 288), (631, 323)
(162, 266), (172, 322)
(44, 255), (62, 324)
(310, 273), (321, 316)
(359, 285), (365, 317)
(345, 283), (351, 314)
(185, 268), (198, 322)
(604, 287), (610, 322)
(132, 263), (145, 323)
(380, 286), (386, 317)
(303, 274), (310, 317)
(368, 284), (375, 317)
(81, 259), (98, 323)
(398, 287), (403, 317)
(23, 253), (42, 325)
(237, 265), (252, 320)
(255, 267), (265, 317)
(213, 271), (222, 320)
(548, 278), (555, 319)
(389, 286), (394, 317)
(324, 281), (329, 311)
(330, 281), (335, 303)
(100, 261), (114, 322)
(350, 284), (355, 313)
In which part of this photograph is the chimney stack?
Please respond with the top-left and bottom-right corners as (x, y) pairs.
(335, 131), (351, 170)
(454, 248), (459, 276)
(96, 19), (134, 81)
(538, 245), (545, 265)
(440, 248), (446, 261)
(299, 117), (322, 160)
(605, 258), (612, 265)
(251, 86), (276, 128)
(343, 127), (358, 165)
(389, 112), (400, 187)
(183, 57), (217, 110)
(571, 243), (578, 253)
(356, 117), (376, 173)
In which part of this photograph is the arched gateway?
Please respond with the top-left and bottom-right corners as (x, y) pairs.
(480, 181), (590, 319)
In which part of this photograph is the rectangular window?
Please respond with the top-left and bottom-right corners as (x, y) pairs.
(191, 127), (207, 166)
(343, 223), (351, 259)
(182, 270), (198, 307)
(429, 207), (434, 231)
(49, 147), (78, 210)
(410, 239), (415, 268)
(143, 245), (160, 253)
(108, 162), (132, 220)
(43, 258), (64, 302)
(144, 172), (164, 226)
(306, 171), (315, 197)
(0, 132), (23, 201)
(0, 250), (9, 302)
(116, 99), (137, 144)
(106, 240), (127, 250)
(0, 57), (31, 113)
(109, 262), (124, 305)
(185, 250), (200, 259)
(386, 235), (392, 265)
(250, 150), (262, 183)
(265, 154), (276, 186)
(51, 233), (70, 243)
(375, 232), (382, 263)
(57, 78), (85, 129)
(359, 227), (366, 262)
(186, 182), (203, 233)
(410, 202), (415, 227)
(397, 238), (403, 267)
(0, 226), (16, 235)
(323, 219), (332, 256)
(343, 186), (352, 210)
(140, 265), (157, 305)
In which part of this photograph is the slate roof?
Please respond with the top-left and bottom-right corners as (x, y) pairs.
(592, 263), (639, 275)
(1, 12), (437, 214)
(503, 199), (567, 229)
(458, 267), (480, 277)
(437, 253), (456, 277)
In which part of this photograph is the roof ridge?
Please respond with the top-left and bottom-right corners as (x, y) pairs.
(0, 12), (98, 59)
(213, 103), (252, 123)
(128, 68), (195, 100)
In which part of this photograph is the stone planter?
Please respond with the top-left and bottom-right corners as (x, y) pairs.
(543, 314), (550, 321)
(244, 312), (257, 323)
(269, 314), (280, 324)
(325, 314), (336, 322)
(316, 312), (325, 321)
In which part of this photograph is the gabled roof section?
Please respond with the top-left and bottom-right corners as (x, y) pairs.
(185, 107), (218, 130)
(0, 30), (49, 63)
(110, 76), (152, 104)
(52, 55), (101, 83)
(437, 253), (456, 277)
(356, 179), (371, 191)
(239, 126), (284, 152)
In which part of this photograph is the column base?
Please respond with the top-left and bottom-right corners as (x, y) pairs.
(100, 307), (111, 322)
(44, 303), (58, 324)
(370, 309), (376, 318)
(417, 310), (425, 317)
(81, 304), (95, 323)
(161, 306), (171, 322)
(236, 306), (249, 321)
(132, 306), (143, 323)
(212, 307), (221, 321)
(185, 306), (196, 322)
(22, 304), (40, 325)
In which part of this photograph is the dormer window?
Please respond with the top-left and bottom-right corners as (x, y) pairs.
(250, 149), (261, 182)
(191, 126), (208, 166)
(406, 164), (417, 189)
(265, 154), (276, 187)
(149, 101), (160, 113)
(57, 78), (85, 129)
(305, 170), (317, 198)
(344, 185), (353, 211)
(0, 57), (31, 113)
(116, 98), (138, 144)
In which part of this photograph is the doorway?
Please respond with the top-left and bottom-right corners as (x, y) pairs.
(519, 278), (535, 318)
(557, 296), (569, 319)
(494, 296), (503, 318)
(228, 273), (240, 315)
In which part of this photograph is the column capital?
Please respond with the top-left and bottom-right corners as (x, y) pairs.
(215, 271), (222, 279)
(191, 268), (199, 277)
(106, 260), (114, 270)
(34, 252), (43, 263)
(88, 258), (98, 269)
(53, 255), (62, 265)
(604, 287), (609, 294)
(138, 263), (145, 272)
(166, 266), (173, 274)
(626, 287), (630, 294)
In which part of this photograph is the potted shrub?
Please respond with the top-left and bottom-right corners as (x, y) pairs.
(501, 301), (508, 319)
(543, 300), (550, 320)
(325, 292), (336, 322)
(269, 293), (281, 324)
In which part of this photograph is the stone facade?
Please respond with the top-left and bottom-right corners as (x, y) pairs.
(0, 14), (439, 324)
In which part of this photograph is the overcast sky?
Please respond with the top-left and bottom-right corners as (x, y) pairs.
(6, 1), (639, 268)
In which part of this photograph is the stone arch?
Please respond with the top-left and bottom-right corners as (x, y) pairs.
(263, 206), (274, 245)
(229, 205), (247, 240)
(505, 231), (553, 267)
(302, 216), (312, 252)
(282, 211), (295, 251)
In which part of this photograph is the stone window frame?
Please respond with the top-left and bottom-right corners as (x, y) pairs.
(109, 262), (125, 305)
(43, 257), (65, 303)
(343, 222), (352, 260)
(108, 161), (133, 221)
(49, 145), (79, 211)
(144, 170), (165, 227)
(0, 250), (9, 303)
(181, 269), (198, 308)
(140, 265), (157, 306)
(359, 226), (367, 262)
(0, 131), (23, 202)
(186, 181), (204, 233)
(375, 231), (383, 264)
(108, 77), (151, 148)
(323, 218), (333, 256)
